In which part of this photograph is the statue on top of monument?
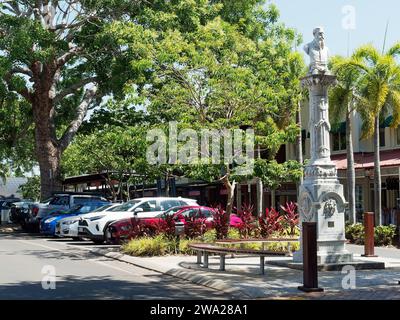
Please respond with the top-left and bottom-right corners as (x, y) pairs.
(304, 27), (331, 75)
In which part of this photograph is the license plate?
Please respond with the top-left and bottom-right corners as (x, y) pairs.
(78, 227), (86, 233)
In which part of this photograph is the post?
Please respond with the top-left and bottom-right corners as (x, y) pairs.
(174, 221), (185, 254)
(362, 212), (377, 257)
(298, 222), (324, 292)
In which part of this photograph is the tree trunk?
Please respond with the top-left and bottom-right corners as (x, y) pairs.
(374, 116), (382, 226)
(271, 189), (276, 210)
(32, 96), (63, 200)
(165, 173), (170, 197)
(346, 109), (356, 225)
(223, 176), (236, 216)
(256, 178), (263, 217)
(256, 144), (263, 216)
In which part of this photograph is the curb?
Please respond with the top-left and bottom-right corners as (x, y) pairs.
(87, 248), (252, 299)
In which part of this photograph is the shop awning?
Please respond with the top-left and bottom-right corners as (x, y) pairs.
(331, 149), (400, 170)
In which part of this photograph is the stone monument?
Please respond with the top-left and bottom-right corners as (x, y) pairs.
(293, 27), (353, 264)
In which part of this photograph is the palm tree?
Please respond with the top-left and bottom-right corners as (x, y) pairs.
(330, 55), (362, 225)
(337, 43), (400, 226)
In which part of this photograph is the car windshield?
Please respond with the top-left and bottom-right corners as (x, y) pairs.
(41, 197), (53, 204)
(90, 204), (114, 212)
(109, 200), (141, 212)
(156, 206), (186, 218)
(55, 204), (83, 215)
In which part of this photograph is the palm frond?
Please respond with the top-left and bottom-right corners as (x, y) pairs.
(387, 42), (400, 59)
(353, 44), (380, 65)
(388, 90), (400, 128)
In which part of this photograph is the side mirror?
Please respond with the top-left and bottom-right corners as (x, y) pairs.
(133, 208), (143, 216)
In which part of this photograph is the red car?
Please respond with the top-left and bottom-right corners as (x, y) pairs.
(105, 206), (242, 244)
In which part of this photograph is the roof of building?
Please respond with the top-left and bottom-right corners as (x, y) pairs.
(332, 149), (400, 170)
(0, 177), (27, 198)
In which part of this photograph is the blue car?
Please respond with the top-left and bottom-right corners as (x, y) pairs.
(40, 202), (109, 236)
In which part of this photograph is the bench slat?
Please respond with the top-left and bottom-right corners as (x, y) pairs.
(188, 243), (288, 256)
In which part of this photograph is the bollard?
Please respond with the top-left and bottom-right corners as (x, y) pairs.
(362, 212), (378, 257)
(298, 222), (324, 293)
(174, 221), (185, 254)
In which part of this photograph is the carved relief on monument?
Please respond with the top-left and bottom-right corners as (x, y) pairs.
(323, 199), (337, 218)
(304, 166), (337, 178)
(318, 192), (347, 217)
(298, 192), (314, 222)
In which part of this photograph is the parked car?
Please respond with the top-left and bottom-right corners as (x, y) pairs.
(105, 206), (243, 244)
(40, 201), (109, 236)
(26, 193), (108, 231)
(0, 198), (21, 224)
(56, 203), (122, 240)
(9, 200), (35, 228)
(78, 197), (198, 244)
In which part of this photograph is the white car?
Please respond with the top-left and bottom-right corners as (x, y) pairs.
(55, 203), (122, 240)
(78, 197), (198, 244)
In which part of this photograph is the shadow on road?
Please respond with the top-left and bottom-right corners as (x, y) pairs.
(0, 275), (230, 300)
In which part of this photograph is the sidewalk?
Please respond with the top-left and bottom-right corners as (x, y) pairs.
(87, 245), (400, 300)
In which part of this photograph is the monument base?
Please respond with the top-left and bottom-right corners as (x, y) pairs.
(268, 258), (385, 271)
(293, 250), (353, 264)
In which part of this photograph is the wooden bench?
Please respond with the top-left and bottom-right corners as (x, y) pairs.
(188, 242), (292, 275)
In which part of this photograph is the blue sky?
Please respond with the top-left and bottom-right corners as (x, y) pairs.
(269, 0), (400, 57)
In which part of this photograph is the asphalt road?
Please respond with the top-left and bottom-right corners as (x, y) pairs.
(0, 231), (234, 300)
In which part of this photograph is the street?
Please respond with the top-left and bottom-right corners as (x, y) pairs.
(0, 231), (234, 300)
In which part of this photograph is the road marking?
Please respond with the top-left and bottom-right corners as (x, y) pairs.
(17, 239), (142, 276)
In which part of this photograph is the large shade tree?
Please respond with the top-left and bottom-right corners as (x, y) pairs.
(0, 0), (242, 199)
(126, 3), (305, 216)
(0, 0), (149, 199)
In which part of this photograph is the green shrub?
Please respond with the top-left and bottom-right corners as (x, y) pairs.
(346, 223), (397, 246)
(265, 241), (300, 252)
(178, 239), (197, 255)
(121, 235), (172, 256)
(227, 228), (241, 239)
(345, 223), (365, 245)
(374, 225), (397, 246)
(201, 229), (217, 243)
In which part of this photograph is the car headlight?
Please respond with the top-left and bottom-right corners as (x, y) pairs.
(89, 215), (105, 221)
(45, 217), (57, 223)
(64, 220), (78, 225)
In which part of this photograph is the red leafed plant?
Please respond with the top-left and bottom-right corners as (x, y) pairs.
(158, 213), (177, 239)
(184, 213), (207, 239)
(129, 214), (176, 240)
(280, 202), (299, 236)
(212, 206), (230, 239)
(258, 207), (283, 238)
(236, 204), (256, 238)
(129, 220), (159, 238)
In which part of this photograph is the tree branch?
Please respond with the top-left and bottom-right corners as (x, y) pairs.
(3, 71), (31, 101)
(56, 46), (82, 68)
(59, 85), (98, 151)
(53, 76), (98, 103)
(10, 66), (33, 78)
